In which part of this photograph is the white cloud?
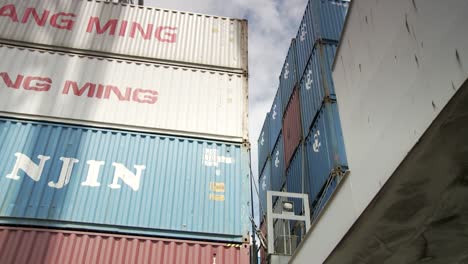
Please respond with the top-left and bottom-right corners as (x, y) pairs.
(145, 0), (306, 223)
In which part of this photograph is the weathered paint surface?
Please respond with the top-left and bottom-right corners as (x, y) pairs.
(305, 102), (347, 208)
(258, 158), (271, 220)
(0, 44), (248, 142)
(0, 226), (250, 264)
(282, 88), (302, 168)
(257, 113), (270, 175)
(285, 145), (305, 216)
(280, 39), (298, 111)
(0, 0), (248, 71)
(268, 88), (283, 153)
(295, 0), (348, 77)
(0, 118), (250, 242)
(271, 133), (285, 192)
(299, 44), (337, 136)
(310, 0), (349, 43)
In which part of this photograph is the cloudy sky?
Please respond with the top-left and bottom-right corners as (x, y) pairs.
(145, 0), (307, 221)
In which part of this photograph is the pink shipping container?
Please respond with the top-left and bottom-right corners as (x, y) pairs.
(0, 226), (250, 264)
(282, 87), (302, 168)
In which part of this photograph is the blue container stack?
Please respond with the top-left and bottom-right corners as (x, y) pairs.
(257, 0), (349, 234)
(280, 40), (299, 111)
(259, 158), (272, 220)
(258, 113), (271, 177)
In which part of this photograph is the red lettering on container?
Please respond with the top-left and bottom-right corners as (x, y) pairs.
(0, 4), (18, 22)
(87, 17), (118, 35)
(119, 20), (128, 37)
(62, 81), (158, 105)
(156, 26), (177, 43)
(130, 22), (153, 40)
(63, 81), (96, 97)
(21, 7), (49, 26)
(104, 86), (131, 101)
(23, 77), (52, 91)
(133, 89), (158, 104)
(50, 12), (76, 30)
(0, 72), (23, 89)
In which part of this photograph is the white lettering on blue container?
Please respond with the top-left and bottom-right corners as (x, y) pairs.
(5, 152), (145, 191)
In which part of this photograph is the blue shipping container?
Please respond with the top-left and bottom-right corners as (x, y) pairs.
(269, 88), (283, 154)
(295, 0), (348, 78)
(295, 0), (317, 78)
(311, 176), (339, 221)
(0, 118), (250, 243)
(285, 145), (307, 217)
(280, 39), (298, 111)
(258, 113), (271, 175)
(258, 158), (271, 221)
(305, 102), (347, 208)
(299, 44), (337, 136)
(311, 0), (349, 43)
(271, 133), (285, 192)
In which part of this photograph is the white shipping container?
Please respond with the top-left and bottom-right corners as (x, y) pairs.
(0, 0), (248, 72)
(0, 44), (248, 142)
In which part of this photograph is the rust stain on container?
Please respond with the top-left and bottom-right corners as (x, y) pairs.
(0, 226), (250, 264)
(283, 87), (302, 168)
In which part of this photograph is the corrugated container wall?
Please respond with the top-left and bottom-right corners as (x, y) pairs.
(295, 0), (348, 77)
(0, 226), (250, 264)
(282, 88), (302, 168)
(305, 103), (347, 208)
(295, 0), (316, 78)
(269, 88), (283, 153)
(271, 133), (285, 192)
(0, 45), (248, 142)
(300, 44), (337, 136)
(285, 145), (306, 217)
(279, 39), (298, 111)
(258, 158), (271, 221)
(0, 118), (250, 242)
(311, 0), (349, 43)
(257, 113), (270, 175)
(311, 176), (339, 221)
(0, 0), (248, 72)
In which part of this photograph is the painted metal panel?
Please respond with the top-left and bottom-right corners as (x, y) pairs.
(270, 133), (285, 192)
(0, 0), (248, 72)
(295, 0), (348, 78)
(311, 176), (338, 221)
(257, 113), (270, 175)
(0, 44), (248, 142)
(295, 0), (317, 78)
(299, 44), (337, 136)
(0, 226), (250, 264)
(282, 88), (302, 169)
(304, 102), (347, 209)
(258, 158), (271, 220)
(311, 0), (349, 43)
(279, 39), (298, 111)
(268, 88), (283, 153)
(285, 145), (306, 217)
(0, 118), (250, 242)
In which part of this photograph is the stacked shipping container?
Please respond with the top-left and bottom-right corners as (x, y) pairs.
(0, 0), (250, 262)
(0, 226), (250, 264)
(257, 0), (349, 256)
